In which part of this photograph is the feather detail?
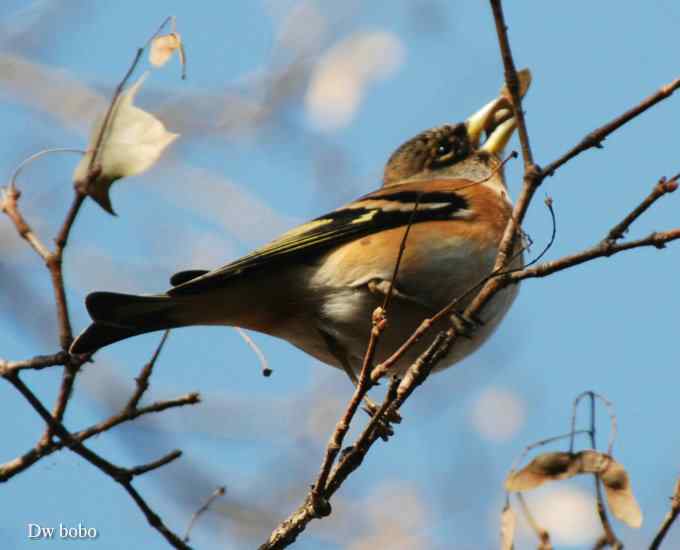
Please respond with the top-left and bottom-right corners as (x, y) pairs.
(169, 180), (473, 295)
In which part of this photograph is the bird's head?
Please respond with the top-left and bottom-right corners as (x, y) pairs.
(383, 70), (530, 187)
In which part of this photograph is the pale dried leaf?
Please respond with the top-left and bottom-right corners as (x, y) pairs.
(500, 503), (516, 550)
(578, 449), (611, 474)
(575, 450), (641, 527)
(600, 459), (643, 528)
(489, 68), (532, 128)
(73, 72), (179, 214)
(508, 450), (642, 528)
(500, 67), (532, 101)
(505, 452), (578, 492)
(149, 33), (182, 68)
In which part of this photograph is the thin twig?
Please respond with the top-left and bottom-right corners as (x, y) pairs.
(0, 352), (69, 376)
(543, 77), (680, 177)
(516, 492), (552, 549)
(583, 392), (622, 548)
(511, 228), (680, 284)
(570, 391), (618, 456)
(327, 330), (453, 498)
(9, 148), (85, 189)
(650, 477), (680, 550)
(309, 306), (385, 516)
(127, 330), (171, 411)
(606, 176), (678, 242)
(0, 185), (51, 260)
(369, 231), (531, 383)
(129, 449), (182, 476)
(489, 0), (534, 169)
(382, 194), (422, 311)
(183, 486), (227, 543)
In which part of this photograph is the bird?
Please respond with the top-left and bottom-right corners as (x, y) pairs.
(70, 83), (526, 381)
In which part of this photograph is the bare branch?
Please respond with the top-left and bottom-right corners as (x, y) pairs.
(309, 305), (387, 516)
(489, 0), (534, 168)
(260, 329), (453, 549)
(650, 477), (680, 550)
(0, 391), (199, 482)
(0, 352), (69, 375)
(74, 393), (201, 442)
(126, 330), (171, 411)
(5, 372), (191, 549)
(0, 184), (51, 260)
(512, 228), (680, 284)
(544, 77), (680, 177)
(308, 197), (423, 513)
(129, 449), (182, 476)
(606, 176), (678, 242)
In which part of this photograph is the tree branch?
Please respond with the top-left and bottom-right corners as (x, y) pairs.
(4, 371), (191, 549)
(0, 391), (199, 482)
(0, 184), (51, 259)
(0, 352), (69, 376)
(489, 0), (534, 169)
(650, 477), (680, 550)
(544, 78), (680, 178)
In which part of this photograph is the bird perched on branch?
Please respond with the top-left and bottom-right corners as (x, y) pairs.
(71, 73), (530, 379)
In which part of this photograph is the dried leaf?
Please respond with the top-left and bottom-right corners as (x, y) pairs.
(73, 72), (179, 214)
(506, 450), (642, 528)
(600, 459), (643, 528)
(149, 33), (182, 68)
(500, 67), (532, 101)
(500, 503), (516, 550)
(576, 451), (641, 527)
(505, 452), (578, 491)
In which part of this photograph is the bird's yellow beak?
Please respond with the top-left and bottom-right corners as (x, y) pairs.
(465, 97), (505, 148)
(479, 116), (517, 155)
(466, 68), (532, 155)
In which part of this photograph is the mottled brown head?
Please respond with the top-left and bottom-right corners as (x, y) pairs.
(382, 123), (473, 186)
(382, 93), (520, 187)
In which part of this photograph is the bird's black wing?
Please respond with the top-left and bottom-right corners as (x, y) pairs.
(168, 185), (469, 295)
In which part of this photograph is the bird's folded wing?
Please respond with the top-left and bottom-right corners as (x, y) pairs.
(169, 180), (471, 295)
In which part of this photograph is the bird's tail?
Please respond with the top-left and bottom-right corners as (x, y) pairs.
(70, 292), (186, 354)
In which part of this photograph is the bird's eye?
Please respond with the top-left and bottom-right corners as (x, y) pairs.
(436, 142), (453, 157)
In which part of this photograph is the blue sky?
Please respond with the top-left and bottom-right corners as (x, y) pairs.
(1, 2), (679, 549)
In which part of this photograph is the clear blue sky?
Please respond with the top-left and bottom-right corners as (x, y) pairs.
(1, 2), (679, 549)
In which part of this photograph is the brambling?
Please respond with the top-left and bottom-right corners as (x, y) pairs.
(71, 83), (526, 379)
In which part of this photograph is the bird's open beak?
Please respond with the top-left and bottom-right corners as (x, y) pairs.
(466, 68), (532, 155)
(465, 97), (505, 149)
(479, 116), (517, 155)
